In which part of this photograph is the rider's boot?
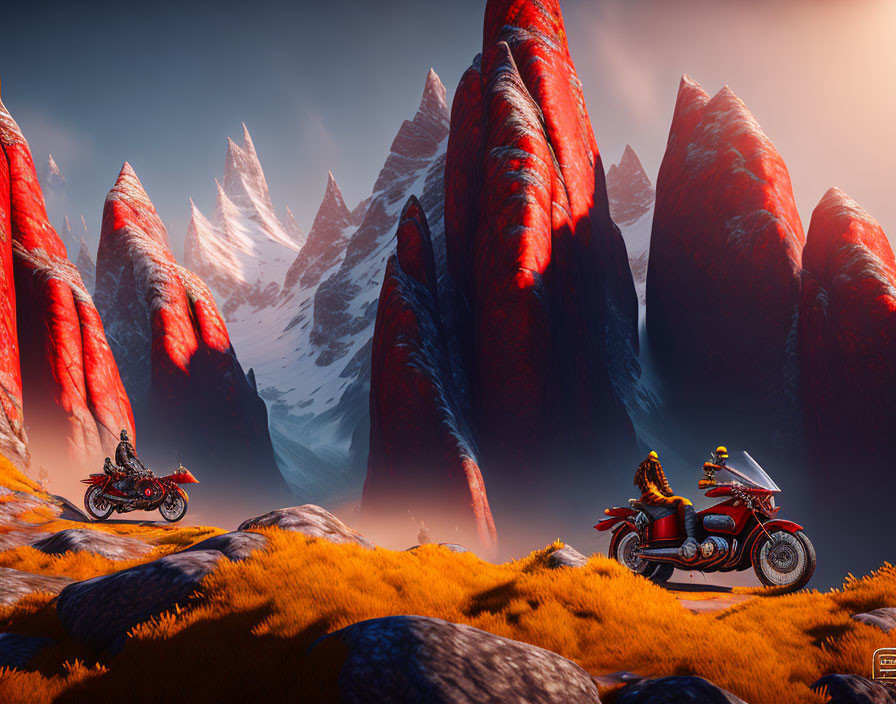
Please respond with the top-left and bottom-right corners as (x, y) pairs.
(678, 505), (699, 560)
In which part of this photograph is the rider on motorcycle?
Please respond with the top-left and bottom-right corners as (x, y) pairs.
(699, 446), (729, 489)
(114, 429), (142, 496)
(634, 451), (699, 559)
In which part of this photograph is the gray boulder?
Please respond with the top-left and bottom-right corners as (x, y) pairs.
(306, 615), (601, 703)
(406, 543), (470, 554)
(852, 608), (896, 634)
(546, 545), (589, 569)
(812, 674), (896, 704)
(0, 567), (73, 606)
(616, 676), (747, 703)
(183, 531), (268, 561)
(238, 505), (373, 549)
(0, 632), (53, 668)
(56, 550), (223, 649)
(32, 529), (152, 560)
(0, 530), (50, 551)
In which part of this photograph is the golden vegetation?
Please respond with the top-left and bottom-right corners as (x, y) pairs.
(0, 454), (47, 498)
(0, 527), (893, 704)
(0, 454), (891, 703)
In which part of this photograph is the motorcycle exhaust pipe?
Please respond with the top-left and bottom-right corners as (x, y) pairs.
(636, 547), (681, 560)
(101, 493), (130, 503)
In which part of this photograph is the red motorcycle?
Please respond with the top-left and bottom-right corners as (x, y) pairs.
(596, 451), (816, 592)
(81, 461), (199, 522)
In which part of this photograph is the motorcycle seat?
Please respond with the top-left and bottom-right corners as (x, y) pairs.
(631, 501), (676, 521)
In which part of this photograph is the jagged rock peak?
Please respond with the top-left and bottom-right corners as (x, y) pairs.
(419, 68), (450, 127)
(317, 172), (352, 225)
(395, 195), (438, 297)
(606, 145), (654, 226)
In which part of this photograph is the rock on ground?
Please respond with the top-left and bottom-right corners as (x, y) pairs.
(32, 529), (152, 560)
(615, 676), (747, 703)
(0, 632), (53, 668)
(306, 615), (602, 703)
(546, 545), (588, 569)
(56, 549), (223, 649)
(852, 608), (896, 634)
(238, 505), (373, 549)
(406, 543), (470, 554)
(182, 531), (268, 561)
(811, 674), (896, 704)
(0, 567), (73, 606)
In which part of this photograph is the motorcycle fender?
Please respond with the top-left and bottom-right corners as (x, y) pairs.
(595, 516), (627, 532)
(171, 484), (189, 501)
(762, 518), (803, 534)
(81, 474), (107, 485)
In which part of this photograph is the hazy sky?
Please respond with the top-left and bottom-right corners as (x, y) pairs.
(2, 0), (893, 255)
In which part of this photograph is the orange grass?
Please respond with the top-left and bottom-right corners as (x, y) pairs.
(0, 455), (47, 498)
(1, 531), (893, 704)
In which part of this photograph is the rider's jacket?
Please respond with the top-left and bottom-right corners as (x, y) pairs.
(634, 459), (674, 501)
(115, 440), (139, 472)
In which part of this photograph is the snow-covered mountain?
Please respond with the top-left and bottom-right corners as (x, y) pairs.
(606, 145), (655, 309)
(184, 124), (303, 319)
(224, 69), (450, 499)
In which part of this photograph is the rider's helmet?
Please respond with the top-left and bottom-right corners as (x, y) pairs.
(120, 429), (129, 442)
(715, 446), (729, 462)
(647, 450), (659, 461)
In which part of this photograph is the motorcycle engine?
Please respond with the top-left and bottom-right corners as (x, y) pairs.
(699, 536), (730, 558)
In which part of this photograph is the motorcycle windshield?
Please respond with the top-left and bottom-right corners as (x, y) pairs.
(715, 451), (781, 492)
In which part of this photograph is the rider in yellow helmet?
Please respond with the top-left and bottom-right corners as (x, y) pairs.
(699, 446), (730, 489)
(634, 451), (699, 559)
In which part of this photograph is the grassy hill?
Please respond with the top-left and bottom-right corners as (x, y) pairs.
(0, 456), (892, 703)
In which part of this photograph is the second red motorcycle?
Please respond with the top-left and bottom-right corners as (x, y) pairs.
(81, 462), (199, 522)
(596, 451), (816, 592)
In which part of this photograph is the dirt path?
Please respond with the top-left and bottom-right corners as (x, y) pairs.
(664, 581), (755, 614)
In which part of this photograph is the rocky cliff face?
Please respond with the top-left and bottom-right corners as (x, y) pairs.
(364, 198), (496, 548)
(0, 114), (26, 468)
(799, 188), (896, 473)
(95, 164), (284, 498)
(363, 0), (641, 543)
(646, 76), (805, 450)
(184, 125), (301, 319)
(0, 93), (133, 469)
(442, 0), (639, 484)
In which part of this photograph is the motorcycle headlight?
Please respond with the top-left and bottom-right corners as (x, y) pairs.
(769, 495), (776, 510)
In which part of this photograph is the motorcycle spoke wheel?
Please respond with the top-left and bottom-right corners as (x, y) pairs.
(614, 529), (652, 576)
(755, 530), (812, 589)
(159, 493), (187, 522)
(84, 486), (114, 520)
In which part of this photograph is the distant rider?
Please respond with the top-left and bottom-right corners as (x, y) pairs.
(698, 446), (729, 489)
(634, 451), (699, 559)
(115, 429), (142, 496)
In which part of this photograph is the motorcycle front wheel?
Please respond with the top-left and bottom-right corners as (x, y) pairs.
(84, 485), (114, 521)
(159, 491), (188, 522)
(752, 530), (816, 592)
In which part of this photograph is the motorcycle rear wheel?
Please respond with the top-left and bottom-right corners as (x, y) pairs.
(159, 492), (188, 522)
(611, 526), (662, 579)
(752, 530), (816, 592)
(84, 485), (114, 521)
